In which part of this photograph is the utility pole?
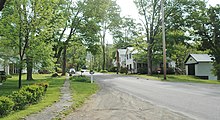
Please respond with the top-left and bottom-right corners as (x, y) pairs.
(161, 0), (166, 80)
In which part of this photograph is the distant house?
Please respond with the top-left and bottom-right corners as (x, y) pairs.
(126, 47), (147, 74)
(185, 54), (217, 80)
(116, 49), (127, 68)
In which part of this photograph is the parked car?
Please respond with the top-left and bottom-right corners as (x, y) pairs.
(69, 68), (76, 74)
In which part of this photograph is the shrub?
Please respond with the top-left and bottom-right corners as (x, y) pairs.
(35, 82), (49, 92)
(10, 91), (31, 110)
(0, 96), (14, 117)
(6, 75), (12, 78)
(51, 73), (59, 77)
(100, 70), (108, 73)
(21, 85), (44, 104)
(108, 67), (117, 72)
(137, 67), (148, 74)
(119, 67), (127, 74)
(70, 76), (90, 83)
(56, 67), (62, 73)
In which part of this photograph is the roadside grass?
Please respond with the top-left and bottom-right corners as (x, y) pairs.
(134, 74), (220, 84)
(0, 74), (65, 120)
(69, 76), (99, 110)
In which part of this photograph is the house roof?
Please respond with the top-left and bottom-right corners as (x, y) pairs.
(126, 47), (138, 54)
(185, 54), (214, 63)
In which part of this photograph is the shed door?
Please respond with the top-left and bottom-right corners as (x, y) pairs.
(188, 64), (195, 75)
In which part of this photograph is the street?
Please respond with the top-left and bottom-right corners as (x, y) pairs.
(65, 72), (220, 120)
(91, 73), (220, 120)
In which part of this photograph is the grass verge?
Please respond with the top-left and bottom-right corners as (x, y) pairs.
(0, 74), (65, 120)
(134, 74), (220, 84)
(70, 76), (99, 110)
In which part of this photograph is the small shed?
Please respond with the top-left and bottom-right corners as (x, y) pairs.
(185, 54), (217, 80)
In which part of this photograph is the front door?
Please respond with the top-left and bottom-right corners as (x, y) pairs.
(188, 64), (195, 75)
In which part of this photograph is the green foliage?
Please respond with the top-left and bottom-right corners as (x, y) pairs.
(108, 67), (117, 72)
(70, 76), (90, 83)
(10, 91), (30, 110)
(20, 85), (44, 104)
(0, 74), (65, 119)
(9, 84), (46, 111)
(70, 76), (99, 109)
(100, 70), (108, 73)
(190, 5), (220, 79)
(0, 97), (14, 117)
(119, 67), (127, 74)
(137, 68), (148, 74)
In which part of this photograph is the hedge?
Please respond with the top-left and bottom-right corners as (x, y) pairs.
(0, 83), (48, 117)
(0, 97), (14, 117)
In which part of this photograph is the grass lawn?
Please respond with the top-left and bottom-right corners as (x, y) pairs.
(134, 74), (220, 84)
(69, 76), (99, 110)
(0, 74), (65, 120)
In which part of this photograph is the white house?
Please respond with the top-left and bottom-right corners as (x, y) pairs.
(185, 54), (217, 80)
(126, 47), (147, 74)
(116, 49), (127, 68)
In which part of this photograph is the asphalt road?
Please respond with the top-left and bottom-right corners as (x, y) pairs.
(91, 73), (220, 120)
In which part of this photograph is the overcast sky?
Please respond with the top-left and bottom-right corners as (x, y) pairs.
(116, 0), (220, 19)
(105, 0), (220, 44)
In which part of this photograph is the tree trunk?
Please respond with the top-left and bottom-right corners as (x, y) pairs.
(102, 44), (105, 70)
(102, 31), (106, 70)
(26, 56), (33, 80)
(18, 66), (22, 89)
(61, 44), (67, 76)
(0, 0), (6, 11)
(147, 45), (152, 75)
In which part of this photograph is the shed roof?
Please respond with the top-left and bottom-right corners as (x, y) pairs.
(185, 54), (214, 63)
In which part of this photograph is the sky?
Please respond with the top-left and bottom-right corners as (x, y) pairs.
(116, 0), (220, 19)
(104, 0), (220, 44)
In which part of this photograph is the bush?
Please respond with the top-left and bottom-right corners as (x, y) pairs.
(10, 91), (31, 110)
(100, 70), (108, 73)
(0, 96), (14, 117)
(35, 82), (49, 92)
(119, 67), (127, 74)
(21, 85), (44, 104)
(108, 67), (117, 72)
(51, 73), (59, 77)
(137, 68), (148, 74)
(56, 67), (62, 73)
(70, 76), (90, 83)
(6, 75), (12, 78)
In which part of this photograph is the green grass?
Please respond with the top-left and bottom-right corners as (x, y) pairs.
(69, 76), (99, 110)
(0, 74), (65, 120)
(135, 74), (220, 84)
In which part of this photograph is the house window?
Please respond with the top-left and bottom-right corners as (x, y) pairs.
(130, 64), (132, 70)
(127, 54), (128, 59)
(129, 53), (132, 59)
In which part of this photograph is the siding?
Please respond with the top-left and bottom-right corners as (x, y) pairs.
(195, 63), (217, 80)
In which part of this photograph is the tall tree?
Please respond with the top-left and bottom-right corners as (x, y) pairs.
(134, 0), (207, 75)
(134, 0), (162, 75)
(0, 0), (57, 87)
(98, 0), (121, 70)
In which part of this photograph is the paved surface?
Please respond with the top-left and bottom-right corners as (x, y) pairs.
(65, 73), (192, 120)
(88, 73), (220, 120)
